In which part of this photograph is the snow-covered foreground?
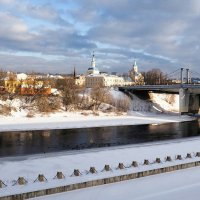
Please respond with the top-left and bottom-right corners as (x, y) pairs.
(34, 166), (200, 200)
(0, 111), (194, 132)
(1, 137), (200, 197)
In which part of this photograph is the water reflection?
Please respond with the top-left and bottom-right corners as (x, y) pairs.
(0, 120), (200, 157)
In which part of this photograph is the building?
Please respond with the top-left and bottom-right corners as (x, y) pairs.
(87, 53), (100, 75)
(75, 75), (85, 86)
(85, 53), (133, 88)
(129, 61), (144, 85)
(4, 79), (21, 93)
(17, 73), (28, 80)
(86, 74), (128, 87)
(20, 79), (51, 95)
(20, 87), (51, 95)
(4, 73), (51, 95)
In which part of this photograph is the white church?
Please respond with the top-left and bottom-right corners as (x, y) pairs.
(85, 53), (135, 88)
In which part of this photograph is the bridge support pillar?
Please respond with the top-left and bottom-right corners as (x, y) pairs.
(189, 94), (199, 114)
(179, 88), (190, 114)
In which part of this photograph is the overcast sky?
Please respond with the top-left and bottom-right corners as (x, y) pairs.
(0, 0), (200, 76)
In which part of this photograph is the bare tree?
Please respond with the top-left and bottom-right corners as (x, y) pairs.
(114, 96), (131, 112)
(90, 85), (111, 111)
(0, 69), (7, 86)
(135, 75), (144, 85)
(61, 78), (80, 110)
(35, 96), (61, 113)
(142, 69), (167, 85)
(0, 104), (12, 116)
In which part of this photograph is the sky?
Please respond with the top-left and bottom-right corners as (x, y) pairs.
(0, 0), (200, 76)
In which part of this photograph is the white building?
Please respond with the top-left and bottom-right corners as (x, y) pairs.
(85, 53), (133, 88)
(17, 73), (28, 80)
(86, 74), (127, 87)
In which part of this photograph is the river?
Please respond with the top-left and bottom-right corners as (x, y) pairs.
(0, 120), (199, 157)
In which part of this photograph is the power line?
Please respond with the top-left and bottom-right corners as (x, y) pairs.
(190, 70), (200, 78)
(164, 68), (181, 80)
(165, 68), (180, 78)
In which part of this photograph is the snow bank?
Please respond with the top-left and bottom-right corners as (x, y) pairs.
(0, 111), (194, 132)
(150, 93), (179, 113)
(109, 88), (128, 99)
(131, 92), (179, 113)
(1, 138), (200, 197)
(34, 166), (200, 200)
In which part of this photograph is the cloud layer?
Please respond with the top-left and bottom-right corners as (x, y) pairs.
(0, 0), (200, 75)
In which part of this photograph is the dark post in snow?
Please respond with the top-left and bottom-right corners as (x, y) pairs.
(186, 153), (192, 158)
(54, 171), (65, 179)
(176, 155), (182, 160)
(166, 156), (172, 162)
(104, 165), (111, 171)
(155, 158), (161, 163)
(34, 174), (48, 182)
(196, 152), (200, 157)
(17, 177), (28, 185)
(89, 167), (97, 174)
(132, 161), (138, 167)
(118, 163), (125, 169)
(143, 159), (150, 165)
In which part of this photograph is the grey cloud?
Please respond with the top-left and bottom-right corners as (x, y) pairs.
(19, 3), (70, 26)
(0, 0), (15, 5)
(0, 53), (89, 74)
(0, 11), (96, 54)
(1, 0), (200, 74)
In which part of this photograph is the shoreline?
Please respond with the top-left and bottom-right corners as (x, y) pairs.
(2, 135), (200, 162)
(1, 136), (200, 197)
(0, 111), (195, 132)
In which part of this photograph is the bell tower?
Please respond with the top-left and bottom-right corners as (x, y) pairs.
(133, 60), (138, 73)
(91, 51), (96, 68)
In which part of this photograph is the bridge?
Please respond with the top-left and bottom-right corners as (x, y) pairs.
(119, 68), (200, 114)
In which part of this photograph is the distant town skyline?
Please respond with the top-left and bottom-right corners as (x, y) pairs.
(0, 0), (200, 75)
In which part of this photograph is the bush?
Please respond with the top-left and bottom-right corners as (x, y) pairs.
(112, 96), (131, 112)
(89, 85), (112, 111)
(34, 96), (62, 113)
(81, 112), (89, 116)
(35, 97), (51, 113)
(0, 104), (12, 116)
(26, 111), (35, 118)
(49, 97), (62, 111)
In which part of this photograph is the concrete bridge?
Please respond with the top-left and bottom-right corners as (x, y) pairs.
(119, 84), (200, 114)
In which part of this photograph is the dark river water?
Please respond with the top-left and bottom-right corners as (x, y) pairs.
(0, 120), (200, 157)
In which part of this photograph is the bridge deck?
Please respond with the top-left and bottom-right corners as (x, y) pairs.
(119, 84), (200, 94)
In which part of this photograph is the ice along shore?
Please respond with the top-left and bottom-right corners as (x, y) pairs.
(0, 111), (195, 132)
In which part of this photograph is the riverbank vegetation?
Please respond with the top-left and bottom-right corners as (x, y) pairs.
(0, 82), (131, 117)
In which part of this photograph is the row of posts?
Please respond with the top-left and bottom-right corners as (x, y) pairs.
(0, 152), (200, 188)
(180, 68), (190, 84)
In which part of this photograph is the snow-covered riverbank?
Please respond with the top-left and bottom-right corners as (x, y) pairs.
(1, 137), (200, 197)
(0, 111), (195, 132)
(34, 166), (200, 200)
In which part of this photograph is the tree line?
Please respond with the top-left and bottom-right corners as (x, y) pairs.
(141, 69), (169, 85)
